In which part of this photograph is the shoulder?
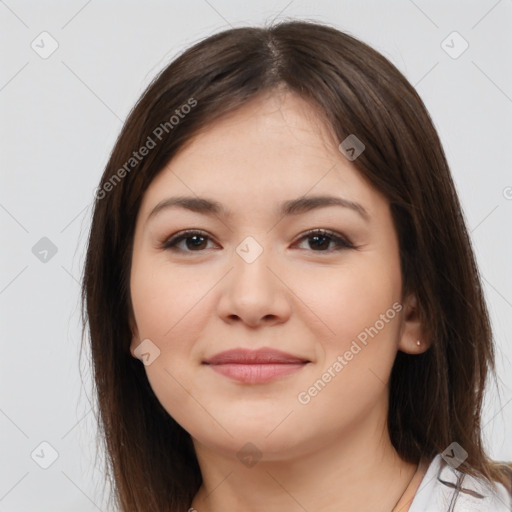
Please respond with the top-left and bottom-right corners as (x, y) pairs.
(409, 453), (512, 512)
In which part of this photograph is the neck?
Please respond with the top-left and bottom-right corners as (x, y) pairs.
(189, 406), (425, 512)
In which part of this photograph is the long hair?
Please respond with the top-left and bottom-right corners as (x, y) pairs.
(81, 19), (511, 512)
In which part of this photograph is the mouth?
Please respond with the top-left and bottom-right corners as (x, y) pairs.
(202, 347), (310, 384)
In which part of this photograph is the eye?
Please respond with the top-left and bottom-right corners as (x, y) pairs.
(293, 229), (355, 252)
(161, 230), (217, 252)
(161, 228), (354, 254)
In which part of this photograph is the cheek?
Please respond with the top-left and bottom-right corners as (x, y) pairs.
(130, 258), (211, 342)
(291, 254), (402, 350)
(130, 261), (214, 431)
(292, 262), (402, 427)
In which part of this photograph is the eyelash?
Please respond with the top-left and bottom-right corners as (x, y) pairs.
(160, 228), (355, 254)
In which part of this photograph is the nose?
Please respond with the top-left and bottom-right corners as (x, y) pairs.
(215, 243), (292, 328)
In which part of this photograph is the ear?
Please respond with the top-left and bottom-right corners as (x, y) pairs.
(397, 293), (430, 354)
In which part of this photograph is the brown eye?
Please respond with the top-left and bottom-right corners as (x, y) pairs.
(161, 228), (354, 254)
(162, 230), (216, 252)
(294, 229), (354, 252)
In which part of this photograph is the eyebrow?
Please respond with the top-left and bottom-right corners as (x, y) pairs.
(146, 194), (369, 225)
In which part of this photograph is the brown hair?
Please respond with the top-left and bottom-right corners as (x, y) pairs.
(81, 18), (511, 512)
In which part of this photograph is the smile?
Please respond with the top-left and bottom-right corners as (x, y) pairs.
(206, 362), (309, 384)
(202, 347), (311, 384)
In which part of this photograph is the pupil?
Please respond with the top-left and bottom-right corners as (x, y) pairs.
(187, 235), (206, 250)
(311, 235), (328, 250)
(184, 234), (330, 251)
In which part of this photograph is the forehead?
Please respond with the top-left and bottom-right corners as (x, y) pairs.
(191, 90), (338, 151)
(137, 91), (380, 223)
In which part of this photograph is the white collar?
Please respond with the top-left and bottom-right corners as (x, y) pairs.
(408, 454), (511, 511)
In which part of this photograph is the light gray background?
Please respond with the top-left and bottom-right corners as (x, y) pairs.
(1, 1), (511, 511)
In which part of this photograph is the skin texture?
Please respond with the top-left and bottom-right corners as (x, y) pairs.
(129, 89), (431, 512)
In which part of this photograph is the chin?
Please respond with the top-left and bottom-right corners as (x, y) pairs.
(192, 423), (311, 462)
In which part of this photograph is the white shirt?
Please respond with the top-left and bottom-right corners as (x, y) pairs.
(409, 454), (511, 511)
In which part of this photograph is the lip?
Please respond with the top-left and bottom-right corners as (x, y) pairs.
(203, 347), (309, 365)
(203, 348), (310, 384)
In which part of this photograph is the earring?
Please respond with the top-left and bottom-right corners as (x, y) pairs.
(416, 340), (421, 346)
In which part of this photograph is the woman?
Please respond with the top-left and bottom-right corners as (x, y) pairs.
(81, 19), (512, 512)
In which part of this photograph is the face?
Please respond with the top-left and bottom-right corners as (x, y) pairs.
(129, 90), (422, 462)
